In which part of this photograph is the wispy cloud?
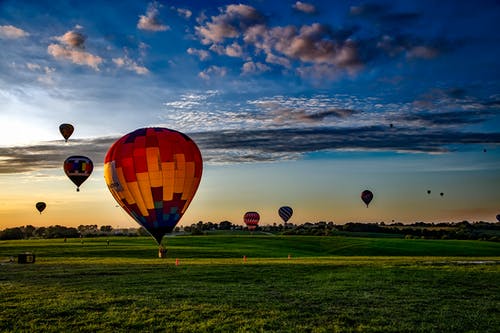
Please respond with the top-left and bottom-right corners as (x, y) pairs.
(0, 25), (29, 39)
(1, 126), (498, 173)
(112, 55), (149, 74)
(293, 1), (317, 14)
(138, 1), (169, 31)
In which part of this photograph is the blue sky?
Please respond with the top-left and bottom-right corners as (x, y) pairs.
(0, 0), (499, 228)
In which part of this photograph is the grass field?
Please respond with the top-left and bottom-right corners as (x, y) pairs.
(1, 235), (499, 332)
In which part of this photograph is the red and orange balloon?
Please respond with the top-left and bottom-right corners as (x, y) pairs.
(104, 128), (203, 245)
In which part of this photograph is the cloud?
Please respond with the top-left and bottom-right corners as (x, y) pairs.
(195, 4), (265, 44)
(198, 65), (227, 80)
(138, 2), (169, 31)
(195, 5), (363, 72)
(293, 1), (316, 14)
(406, 45), (439, 59)
(113, 56), (149, 74)
(0, 25), (29, 39)
(55, 30), (86, 48)
(187, 47), (210, 60)
(1, 126), (498, 172)
(175, 7), (192, 19)
(242, 61), (270, 75)
(47, 44), (102, 71)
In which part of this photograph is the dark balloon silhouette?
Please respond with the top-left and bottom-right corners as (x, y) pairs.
(278, 206), (293, 223)
(427, 190), (431, 195)
(244, 211), (260, 231)
(496, 214), (500, 223)
(104, 127), (203, 246)
(389, 123), (393, 128)
(361, 190), (373, 207)
(59, 123), (74, 142)
(64, 156), (93, 192)
(440, 192), (444, 197)
(35, 202), (46, 214)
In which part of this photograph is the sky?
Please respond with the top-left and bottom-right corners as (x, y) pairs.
(0, 0), (499, 229)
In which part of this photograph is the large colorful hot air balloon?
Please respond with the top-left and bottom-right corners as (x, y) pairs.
(244, 211), (260, 231)
(35, 202), (46, 214)
(361, 190), (373, 207)
(103, 127), (203, 246)
(59, 123), (74, 142)
(63, 156), (93, 192)
(278, 206), (293, 224)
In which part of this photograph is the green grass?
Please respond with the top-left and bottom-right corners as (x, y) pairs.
(1, 236), (499, 332)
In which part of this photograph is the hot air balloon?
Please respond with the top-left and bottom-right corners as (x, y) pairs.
(59, 123), (74, 142)
(496, 214), (500, 222)
(278, 206), (293, 225)
(103, 127), (203, 248)
(244, 211), (260, 231)
(427, 190), (431, 195)
(361, 190), (373, 207)
(440, 192), (444, 197)
(64, 156), (93, 192)
(35, 202), (46, 214)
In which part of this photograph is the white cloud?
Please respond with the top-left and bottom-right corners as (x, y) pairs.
(242, 61), (270, 75)
(198, 66), (227, 80)
(112, 56), (149, 75)
(0, 25), (29, 39)
(138, 2), (169, 31)
(293, 1), (316, 14)
(47, 44), (102, 71)
(175, 7), (192, 19)
(187, 47), (210, 60)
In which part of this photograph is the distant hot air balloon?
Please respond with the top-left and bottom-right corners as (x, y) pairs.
(361, 190), (373, 207)
(440, 192), (444, 197)
(244, 211), (260, 231)
(427, 190), (431, 195)
(103, 127), (203, 247)
(64, 155), (93, 192)
(59, 123), (74, 142)
(35, 202), (46, 214)
(278, 206), (293, 224)
(496, 214), (500, 222)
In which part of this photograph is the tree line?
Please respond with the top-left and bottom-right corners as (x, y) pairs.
(1, 220), (499, 241)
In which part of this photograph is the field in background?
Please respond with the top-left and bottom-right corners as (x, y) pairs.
(1, 236), (499, 332)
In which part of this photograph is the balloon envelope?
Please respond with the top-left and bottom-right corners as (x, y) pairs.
(244, 211), (260, 231)
(59, 123), (74, 142)
(361, 190), (373, 207)
(496, 214), (500, 222)
(278, 206), (293, 223)
(427, 190), (431, 194)
(64, 156), (93, 191)
(104, 127), (203, 245)
(35, 202), (46, 214)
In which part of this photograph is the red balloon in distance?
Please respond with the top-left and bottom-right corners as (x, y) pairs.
(244, 211), (260, 231)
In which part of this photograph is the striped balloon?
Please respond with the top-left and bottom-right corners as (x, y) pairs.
(278, 206), (293, 223)
(64, 155), (93, 192)
(244, 211), (260, 231)
(104, 127), (203, 245)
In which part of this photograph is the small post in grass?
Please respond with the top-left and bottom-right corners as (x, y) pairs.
(243, 255), (247, 263)
(175, 258), (179, 266)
